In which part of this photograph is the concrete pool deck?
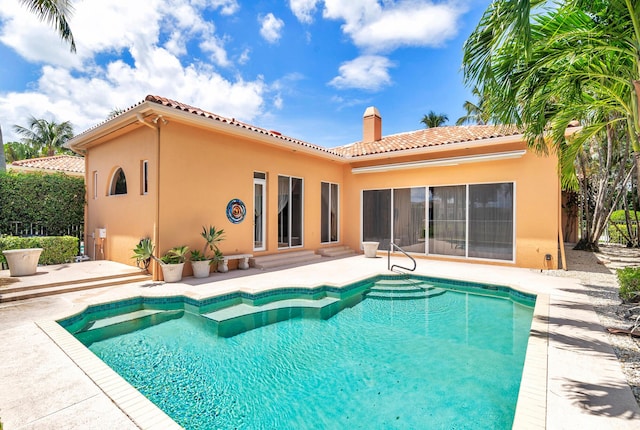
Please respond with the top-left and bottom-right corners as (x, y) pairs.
(1, 255), (639, 429)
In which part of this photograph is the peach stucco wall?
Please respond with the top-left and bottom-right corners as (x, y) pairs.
(83, 117), (560, 276)
(341, 146), (560, 270)
(84, 120), (345, 278)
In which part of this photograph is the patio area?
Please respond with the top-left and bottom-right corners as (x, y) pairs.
(1, 252), (639, 429)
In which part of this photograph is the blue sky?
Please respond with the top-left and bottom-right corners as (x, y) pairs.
(0, 0), (489, 148)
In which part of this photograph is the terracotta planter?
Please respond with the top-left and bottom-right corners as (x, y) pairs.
(191, 260), (211, 278)
(362, 241), (380, 258)
(160, 262), (185, 283)
(2, 248), (43, 276)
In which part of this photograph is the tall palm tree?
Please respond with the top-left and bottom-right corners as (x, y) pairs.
(20, 0), (76, 52)
(13, 116), (74, 157)
(420, 111), (448, 128)
(462, 0), (640, 248)
(456, 87), (488, 125)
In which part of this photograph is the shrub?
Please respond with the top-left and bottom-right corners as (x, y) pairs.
(608, 210), (640, 245)
(0, 171), (85, 235)
(617, 266), (640, 303)
(0, 235), (79, 265)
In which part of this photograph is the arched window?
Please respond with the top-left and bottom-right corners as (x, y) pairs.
(109, 168), (127, 195)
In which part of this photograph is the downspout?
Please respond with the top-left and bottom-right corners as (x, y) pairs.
(137, 114), (162, 280)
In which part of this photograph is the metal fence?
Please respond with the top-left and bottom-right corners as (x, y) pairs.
(6, 221), (84, 240)
(599, 220), (639, 246)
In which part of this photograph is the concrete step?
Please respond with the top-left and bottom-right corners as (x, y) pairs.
(0, 273), (152, 303)
(0, 271), (148, 294)
(203, 296), (341, 337)
(250, 250), (322, 269)
(316, 245), (357, 258)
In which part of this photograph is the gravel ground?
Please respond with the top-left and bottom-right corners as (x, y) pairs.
(542, 244), (640, 405)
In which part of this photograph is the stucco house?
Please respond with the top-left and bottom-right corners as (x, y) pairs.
(67, 95), (565, 279)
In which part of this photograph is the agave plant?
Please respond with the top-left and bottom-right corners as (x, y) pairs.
(132, 238), (156, 270)
(160, 245), (189, 264)
(201, 225), (225, 256)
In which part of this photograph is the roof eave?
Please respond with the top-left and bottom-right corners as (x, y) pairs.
(67, 101), (346, 162)
(344, 133), (526, 161)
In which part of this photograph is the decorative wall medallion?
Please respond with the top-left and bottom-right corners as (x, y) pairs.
(226, 199), (246, 224)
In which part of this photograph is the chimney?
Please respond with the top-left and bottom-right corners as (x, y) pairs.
(363, 106), (381, 142)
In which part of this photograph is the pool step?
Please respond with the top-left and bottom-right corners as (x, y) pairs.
(75, 309), (184, 344)
(365, 278), (446, 301)
(203, 296), (341, 337)
(365, 288), (446, 300)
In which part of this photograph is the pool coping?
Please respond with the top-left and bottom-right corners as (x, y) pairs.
(38, 273), (548, 430)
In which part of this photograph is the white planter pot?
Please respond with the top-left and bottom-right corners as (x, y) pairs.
(160, 262), (185, 283)
(2, 248), (43, 276)
(362, 241), (380, 258)
(191, 260), (211, 278)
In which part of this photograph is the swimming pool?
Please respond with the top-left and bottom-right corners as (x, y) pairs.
(59, 275), (535, 429)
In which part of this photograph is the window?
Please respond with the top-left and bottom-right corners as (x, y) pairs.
(278, 175), (303, 248)
(141, 160), (149, 195)
(321, 182), (339, 243)
(429, 186), (466, 257)
(468, 183), (513, 260)
(109, 168), (127, 195)
(254, 172), (267, 251)
(93, 171), (98, 199)
(362, 189), (391, 250)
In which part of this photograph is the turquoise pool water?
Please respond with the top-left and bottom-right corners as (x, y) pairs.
(64, 276), (535, 429)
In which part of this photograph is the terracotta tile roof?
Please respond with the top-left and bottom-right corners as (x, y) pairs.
(71, 94), (525, 160)
(144, 95), (341, 157)
(11, 155), (85, 174)
(334, 125), (522, 158)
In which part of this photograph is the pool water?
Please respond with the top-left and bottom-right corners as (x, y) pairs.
(85, 281), (534, 429)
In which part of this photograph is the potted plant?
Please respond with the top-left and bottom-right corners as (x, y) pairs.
(201, 225), (225, 273)
(189, 249), (211, 278)
(132, 238), (188, 282)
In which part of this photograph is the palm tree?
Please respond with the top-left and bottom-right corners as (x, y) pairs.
(420, 111), (448, 128)
(462, 0), (640, 249)
(19, 0), (76, 52)
(456, 87), (488, 125)
(13, 116), (74, 157)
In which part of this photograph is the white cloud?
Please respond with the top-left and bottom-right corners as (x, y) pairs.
(329, 55), (394, 91)
(289, 0), (320, 23)
(0, 0), (271, 142)
(322, 0), (465, 52)
(259, 13), (285, 44)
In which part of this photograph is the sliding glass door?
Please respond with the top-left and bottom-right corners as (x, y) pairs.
(362, 189), (391, 250)
(468, 183), (513, 260)
(429, 185), (466, 257)
(393, 187), (426, 253)
(278, 175), (303, 248)
(362, 182), (514, 261)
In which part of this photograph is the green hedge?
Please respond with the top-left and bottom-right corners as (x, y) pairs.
(0, 236), (79, 265)
(617, 266), (640, 303)
(0, 171), (85, 235)
(608, 210), (640, 244)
